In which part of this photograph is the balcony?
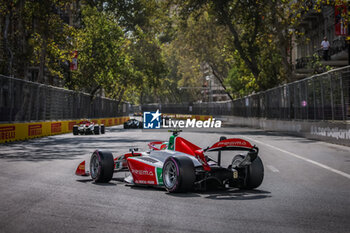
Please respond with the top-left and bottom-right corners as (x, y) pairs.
(295, 37), (349, 76)
(316, 37), (348, 62)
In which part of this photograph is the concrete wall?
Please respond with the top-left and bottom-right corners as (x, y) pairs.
(218, 116), (350, 147)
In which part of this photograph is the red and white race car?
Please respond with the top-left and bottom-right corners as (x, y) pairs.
(73, 120), (105, 135)
(75, 130), (264, 192)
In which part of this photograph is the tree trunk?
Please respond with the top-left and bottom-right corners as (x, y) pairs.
(116, 87), (125, 114)
(214, 2), (261, 80)
(209, 63), (234, 101)
(38, 38), (47, 83)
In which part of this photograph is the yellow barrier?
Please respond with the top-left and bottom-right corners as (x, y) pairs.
(0, 116), (130, 144)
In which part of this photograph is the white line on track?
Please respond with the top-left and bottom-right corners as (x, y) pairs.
(266, 165), (280, 173)
(243, 136), (350, 180)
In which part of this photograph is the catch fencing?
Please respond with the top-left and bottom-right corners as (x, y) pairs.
(0, 75), (129, 122)
(142, 66), (350, 121)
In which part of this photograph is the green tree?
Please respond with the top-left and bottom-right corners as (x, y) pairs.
(0, 0), (74, 83)
(82, 0), (169, 104)
(167, 0), (317, 95)
(71, 5), (135, 102)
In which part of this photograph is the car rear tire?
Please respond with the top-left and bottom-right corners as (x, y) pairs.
(94, 125), (100, 135)
(73, 125), (78, 135)
(233, 154), (264, 190)
(245, 156), (264, 189)
(101, 125), (105, 134)
(162, 156), (195, 193)
(90, 150), (114, 183)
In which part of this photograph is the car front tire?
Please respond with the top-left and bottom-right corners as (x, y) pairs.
(90, 150), (114, 183)
(162, 156), (195, 193)
(73, 126), (78, 135)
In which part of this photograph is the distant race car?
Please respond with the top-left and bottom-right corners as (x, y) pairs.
(75, 129), (264, 192)
(123, 119), (143, 129)
(73, 120), (105, 135)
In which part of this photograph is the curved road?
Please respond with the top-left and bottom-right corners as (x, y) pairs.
(0, 126), (349, 233)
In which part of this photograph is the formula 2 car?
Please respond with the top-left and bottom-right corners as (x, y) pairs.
(75, 129), (264, 192)
(73, 120), (105, 135)
(123, 119), (143, 129)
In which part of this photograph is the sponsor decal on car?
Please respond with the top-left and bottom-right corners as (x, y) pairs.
(132, 169), (154, 176)
(128, 158), (158, 185)
(0, 126), (15, 140)
(137, 180), (155, 185)
(156, 167), (163, 185)
(233, 170), (238, 179)
(209, 139), (253, 150)
(217, 140), (247, 147)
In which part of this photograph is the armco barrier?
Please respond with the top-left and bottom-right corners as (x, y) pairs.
(0, 116), (129, 143)
(218, 115), (350, 147)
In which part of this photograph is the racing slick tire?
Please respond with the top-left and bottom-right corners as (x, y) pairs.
(124, 124), (129, 129)
(162, 156), (195, 193)
(94, 125), (100, 135)
(101, 125), (105, 134)
(245, 156), (264, 189)
(90, 150), (114, 183)
(73, 126), (79, 135)
(233, 155), (264, 190)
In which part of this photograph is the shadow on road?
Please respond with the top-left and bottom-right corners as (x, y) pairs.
(204, 189), (271, 200)
(0, 133), (160, 162)
(76, 179), (117, 186)
(0, 126), (319, 162)
(76, 175), (271, 200)
(166, 188), (271, 200)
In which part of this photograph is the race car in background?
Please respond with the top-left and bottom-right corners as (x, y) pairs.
(73, 120), (105, 135)
(75, 129), (264, 192)
(123, 119), (143, 129)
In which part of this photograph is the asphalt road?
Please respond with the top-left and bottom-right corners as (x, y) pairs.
(0, 126), (349, 233)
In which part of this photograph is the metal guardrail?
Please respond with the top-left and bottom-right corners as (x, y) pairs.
(0, 75), (129, 122)
(142, 66), (350, 121)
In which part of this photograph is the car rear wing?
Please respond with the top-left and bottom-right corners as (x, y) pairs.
(148, 141), (167, 150)
(204, 138), (258, 166)
(205, 138), (257, 152)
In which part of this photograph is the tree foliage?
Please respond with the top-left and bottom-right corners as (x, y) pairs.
(1, 0), (345, 104)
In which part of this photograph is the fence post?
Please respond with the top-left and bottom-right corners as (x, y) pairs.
(329, 74), (334, 121)
(9, 77), (14, 122)
(287, 85), (292, 120)
(320, 78), (325, 120)
(312, 78), (316, 120)
(305, 81), (308, 120)
(340, 73), (345, 120)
